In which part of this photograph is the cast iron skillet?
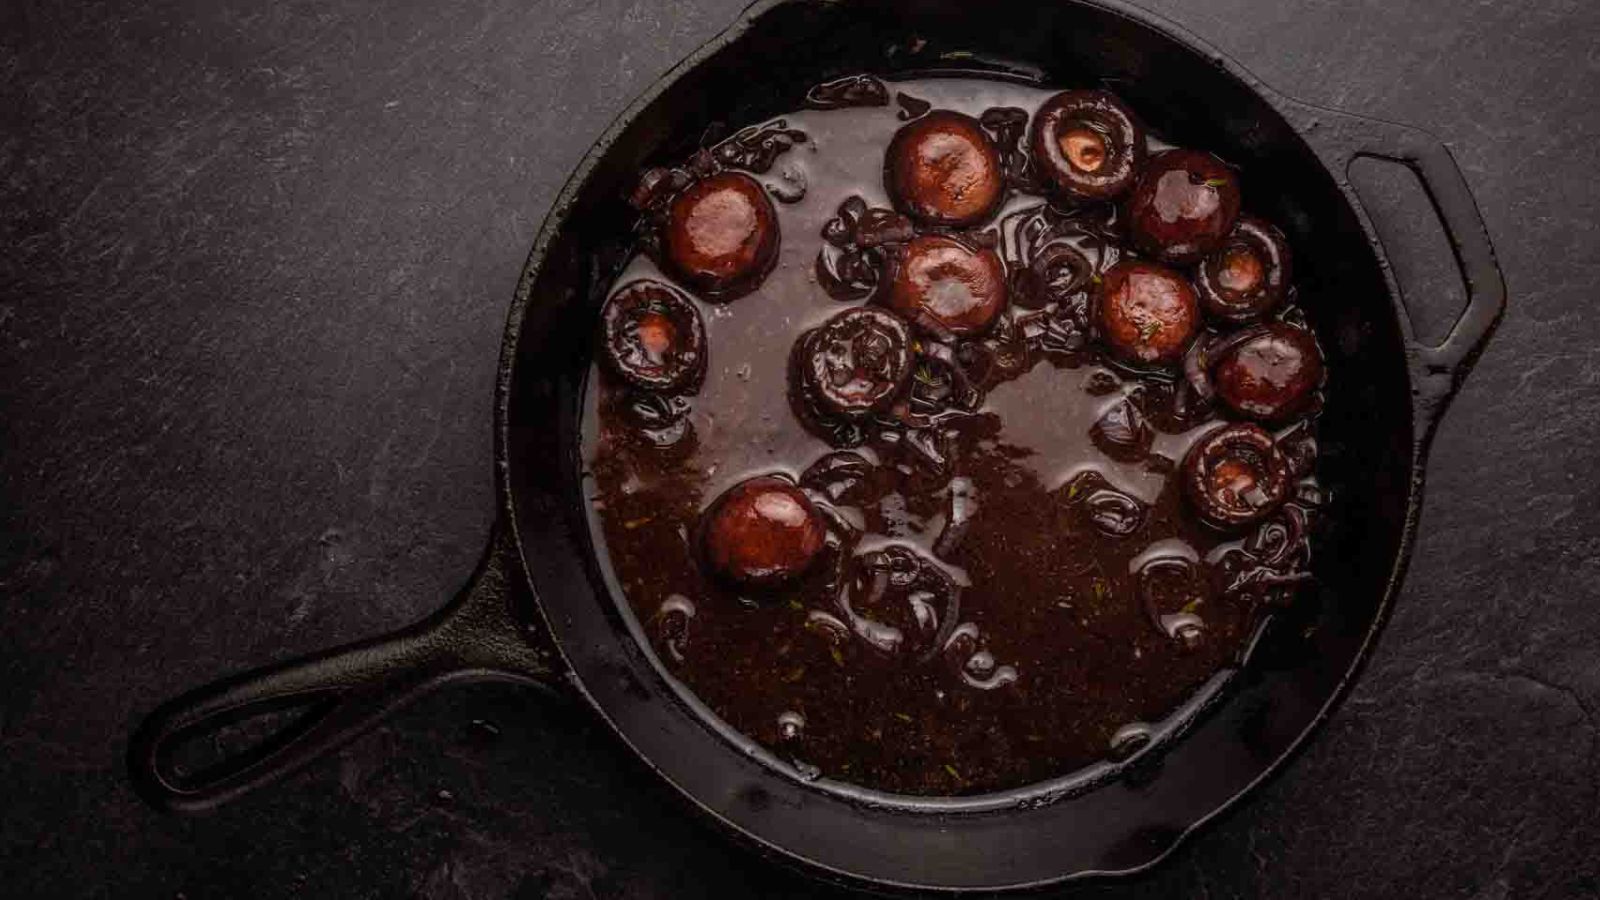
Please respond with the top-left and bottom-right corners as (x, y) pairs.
(128, 0), (1505, 890)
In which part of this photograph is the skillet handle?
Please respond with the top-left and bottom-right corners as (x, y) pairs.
(1292, 103), (1506, 442)
(127, 522), (558, 813)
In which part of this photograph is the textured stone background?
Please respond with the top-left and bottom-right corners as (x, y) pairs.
(3, 0), (1596, 896)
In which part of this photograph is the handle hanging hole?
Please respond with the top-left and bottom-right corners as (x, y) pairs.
(1348, 155), (1470, 348)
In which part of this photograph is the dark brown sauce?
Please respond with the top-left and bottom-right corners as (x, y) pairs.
(581, 77), (1324, 795)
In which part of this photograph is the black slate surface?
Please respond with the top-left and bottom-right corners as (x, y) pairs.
(2, 0), (1597, 896)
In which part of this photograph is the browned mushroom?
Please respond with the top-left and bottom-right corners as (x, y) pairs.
(798, 306), (915, 418)
(700, 475), (827, 589)
(1195, 216), (1293, 322)
(885, 234), (1008, 337)
(1125, 149), (1241, 266)
(1029, 89), (1146, 202)
(1095, 259), (1200, 366)
(598, 280), (707, 392)
(1181, 423), (1291, 529)
(884, 110), (1004, 227)
(662, 171), (780, 299)
(1212, 323), (1324, 420)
